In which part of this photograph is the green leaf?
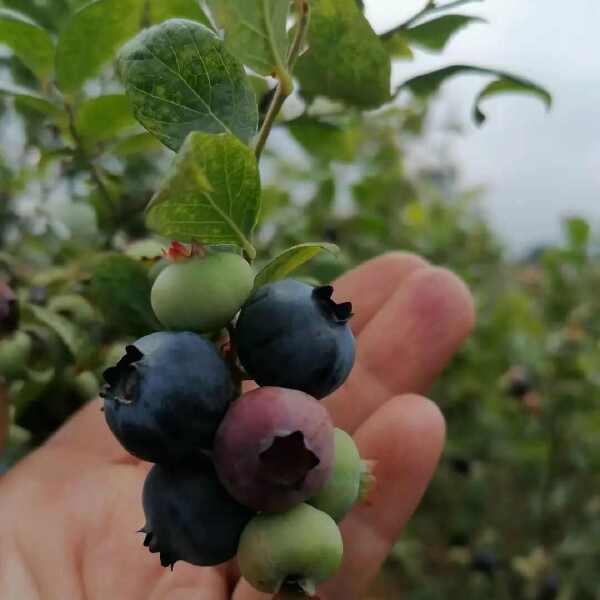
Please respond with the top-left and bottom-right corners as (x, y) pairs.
(118, 18), (258, 151)
(205, 0), (290, 77)
(28, 305), (88, 359)
(400, 15), (485, 52)
(148, 0), (211, 26)
(396, 65), (551, 125)
(287, 116), (359, 163)
(383, 34), (414, 60)
(473, 76), (553, 125)
(255, 243), (339, 288)
(76, 95), (138, 143)
(146, 132), (260, 255)
(111, 132), (164, 156)
(56, 0), (145, 94)
(295, 0), (391, 109)
(88, 254), (159, 337)
(0, 9), (55, 81)
(0, 81), (62, 116)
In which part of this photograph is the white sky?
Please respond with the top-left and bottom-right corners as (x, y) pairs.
(365, 0), (600, 254)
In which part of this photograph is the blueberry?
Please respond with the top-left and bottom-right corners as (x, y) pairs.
(471, 550), (499, 576)
(238, 503), (343, 595)
(141, 461), (253, 568)
(214, 387), (335, 512)
(0, 282), (19, 335)
(235, 279), (355, 399)
(102, 331), (234, 463)
(309, 428), (375, 522)
(151, 252), (254, 333)
(536, 574), (559, 600)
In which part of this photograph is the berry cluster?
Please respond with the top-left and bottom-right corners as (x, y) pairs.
(101, 244), (373, 597)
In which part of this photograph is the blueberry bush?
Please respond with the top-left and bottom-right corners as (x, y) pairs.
(0, 0), (584, 598)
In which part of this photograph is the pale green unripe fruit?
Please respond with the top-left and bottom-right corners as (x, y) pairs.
(238, 503), (343, 595)
(0, 331), (32, 380)
(150, 253), (254, 333)
(309, 428), (362, 521)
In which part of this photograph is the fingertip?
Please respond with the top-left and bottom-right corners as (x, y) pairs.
(409, 266), (476, 343)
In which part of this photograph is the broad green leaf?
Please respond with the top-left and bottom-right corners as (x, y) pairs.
(28, 305), (88, 358)
(118, 19), (258, 151)
(398, 15), (485, 52)
(0, 9), (55, 81)
(396, 65), (551, 125)
(0, 81), (62, 116)
(255, 243), (339, 287)
(473, 76), (552, 125)
(146, 132), (260, 254)
(88, 254), (160, 337)
(205, 0), (290, 77)
(56, 0), (145, 93)
(112, 132), (164, 156)
(76, 95), (138, 142)
(287, 116), (359, 163)
(296, 0), (391, 109)
(148, 0), (211, 26)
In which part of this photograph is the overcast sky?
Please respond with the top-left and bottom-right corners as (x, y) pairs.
(365, 0), (600, 254)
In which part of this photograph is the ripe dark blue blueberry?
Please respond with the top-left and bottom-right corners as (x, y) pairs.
(235, 279), (356, 399)
(141, 461), (253, 568)
(102, 331), (234, 463)
(214, 387), (335, 512)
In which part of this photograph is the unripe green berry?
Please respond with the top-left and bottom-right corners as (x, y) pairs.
(151, 252), (254, 333)
(0, 331), (32, 380)
(309, 428), (366, 521)
(238, 503), (343, 595)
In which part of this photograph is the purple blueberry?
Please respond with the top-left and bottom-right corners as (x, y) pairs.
(214, 387), (335, 512)
(141, 461), (253, 568)
(234, 279), (355, 399)
(0, 282), (18, 335)
(102, 331), (234, 463)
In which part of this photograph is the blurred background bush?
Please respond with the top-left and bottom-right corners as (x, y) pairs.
(0, 1), (597, 599)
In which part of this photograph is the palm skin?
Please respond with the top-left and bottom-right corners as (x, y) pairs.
(0, 253), (474, 600)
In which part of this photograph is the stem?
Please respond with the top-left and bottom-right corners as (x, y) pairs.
(65, 103), (112, 206)
(254, 0), (311, 161)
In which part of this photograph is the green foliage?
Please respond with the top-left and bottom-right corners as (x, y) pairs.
(395, 14), (486, 52)
(206, 0), (290, 77)
(255, 243), (339, 288)
(0, 81), (60, 116)
(397, 65), (552, 125)
(295, 0), (392, 108)
(0, 8), (55, 81)
(147, 0), (211, 26)
(118, 18), (258, 151)
(88, 254), (159, 337)
(56, 0), (145, 93)
(146, 132), (260, 256)
(76, 95), (138, 143)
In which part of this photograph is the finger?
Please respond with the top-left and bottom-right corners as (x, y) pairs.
(321, 394), (446, 600)
(232, 394), (445, 600)
(326, 267), (474, 433)
(331, 252), (429, 335)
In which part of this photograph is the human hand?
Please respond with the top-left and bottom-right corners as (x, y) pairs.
(0, 253), (474, 600)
